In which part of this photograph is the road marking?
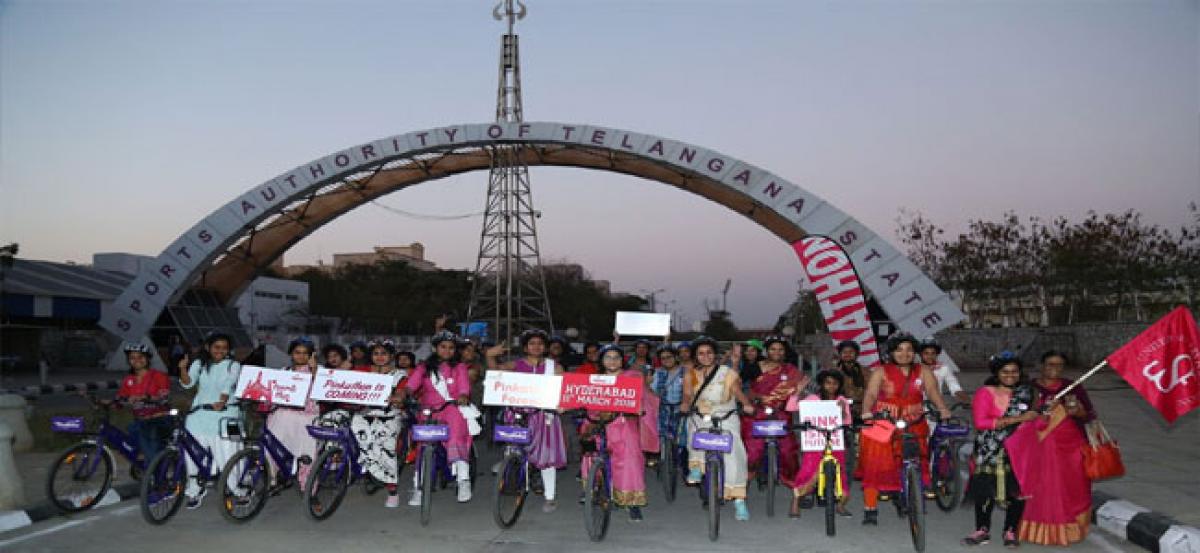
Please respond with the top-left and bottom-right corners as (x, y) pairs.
(0, 519), (88, 548)
(1087, 531), (1130, 553)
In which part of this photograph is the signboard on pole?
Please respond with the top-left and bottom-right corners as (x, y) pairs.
(798, 400), (846, 452)
(615, 311), (672, 337)
(234, 366), (313, 407)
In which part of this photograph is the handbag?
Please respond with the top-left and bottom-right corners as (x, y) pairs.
(861, 418), (896, 444)
(1081, 420), (1125, 481)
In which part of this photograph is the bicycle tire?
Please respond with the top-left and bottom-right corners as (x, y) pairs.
(706, 456), (722, 542)
(218, 447), (270, 523)
(766, 442), (778, 518)
(933, 442), (961, 512)
(140, 448), (185, 525)
(304, 446), (351, 521)
(47, 442), (113, 513)
(660, 437), (676, 502)
(493, 452), (527, 528)
(583, 457), (612, 542)
(419, 445), (435, 526)
(823, 461), (837, 536)
(906, 464), (926, 552)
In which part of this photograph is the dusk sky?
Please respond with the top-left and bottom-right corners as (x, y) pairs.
(2, 0), (1197, 330)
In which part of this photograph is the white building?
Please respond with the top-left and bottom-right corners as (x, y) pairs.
(233, 277), (310, 347)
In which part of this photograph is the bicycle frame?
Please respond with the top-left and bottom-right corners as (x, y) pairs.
(306, 423), (365, 481)
(495, 408), (535, 490)
(689, 410), (737, 503)
(411, 402), (454, 490)
(52, 400), (144, 473)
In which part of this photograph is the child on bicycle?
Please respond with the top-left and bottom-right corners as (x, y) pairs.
(579, 343), (648, 521)
(115, 342), (172, 466)
(177, 332), (243, 510)
(791, 370), (853, 518)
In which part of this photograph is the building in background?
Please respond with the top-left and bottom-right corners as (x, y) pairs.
(233, 276), (310, 350)
(284, 243), (437, 275)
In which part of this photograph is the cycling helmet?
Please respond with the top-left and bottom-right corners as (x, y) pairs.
(634, 339), (652, 348)
(287, 336), (315, 354)
(762, 335), (789, 350)
(918, 337), (942, 354)
(596, 343), (624, 360)
(518, 329), (549, 347)
(430, 331), (459, 348)
(122, 342), (152, 355)
(349, 340), (368, 353)
(836, 340), (861, 353)
(690, 335), (720, 355)
(656, 342), (678, 355)
(989, 350), (1023, 374)
(548, 335), (570, 348)
(885, 332), (920, 354)
(675, 341), (692, 351)
(368, 339), (397, 355)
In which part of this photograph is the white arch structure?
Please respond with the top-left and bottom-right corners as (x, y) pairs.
(98, 121), (964, 343)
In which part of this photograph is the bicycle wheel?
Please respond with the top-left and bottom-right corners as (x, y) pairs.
(705, 457), (722, 542)
(660, 438), (676, 502)
(583, 457), (612, 542)
(823, 461), (838, 537)
(218, 447), (270, 523)
(493, 452), (527, 528)
(906, 464), (926, 552)
(419, 446), (435, 526)
(304, 447), (351, 521)
(932, 442), (961, 512)
(765, 442), (778, 518)
(47, 442), (113, 513)
(140, 448), (186, 525)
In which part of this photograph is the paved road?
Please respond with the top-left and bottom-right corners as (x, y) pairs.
(3, 443), (1138, 553)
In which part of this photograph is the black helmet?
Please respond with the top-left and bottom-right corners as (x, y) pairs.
(430, 331), (458, 348)
(918, 337), (942, 354)
(518, 329), (549, 348)
(690, 335), (720, 355)
(989, 350), (1023, 374)
(886, 332), (920, 354)
(287, 336), (315, 354)
(836, 340), (861, 354)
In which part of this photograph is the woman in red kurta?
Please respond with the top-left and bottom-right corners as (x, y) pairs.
(402, 331), (476, 504)
(742, 337), (806, 501)
(858, 333), (951, 526)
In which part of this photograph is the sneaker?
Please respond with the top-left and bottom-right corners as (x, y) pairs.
(385, 493), (401, 508)
(961, 528), (991, 546)
(924, 490), (938, 500)
(629, 506), (644, 521)
(542, 499), (558, 513)
(862, 509), (878, 526)
(185, 487), (207, 510)
(1003, 529), (1019, 548)
(733, 499), (750, 521)
(686, 468), (702, 485)
(456, 481), (472, 503)
(407, 490), (422, 507)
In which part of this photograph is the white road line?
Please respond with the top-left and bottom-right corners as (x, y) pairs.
(0, 519), (89, 548)
(1088, 531), (1131, 553)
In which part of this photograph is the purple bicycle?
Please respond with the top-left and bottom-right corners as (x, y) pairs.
(217, 403), (314, 523)
(410, 401), (476, 526)
(302, 411), (401, 520)
(687, 408), (738, 542)
(492, 407), (535, 529)
(139, 403), (232, 524)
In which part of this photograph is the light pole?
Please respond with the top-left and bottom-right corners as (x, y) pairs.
(638, 288), (666, 312)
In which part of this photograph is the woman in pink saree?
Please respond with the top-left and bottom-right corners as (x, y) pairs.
(581, 344), (647, 521)
(1006, 350), (1095, 546)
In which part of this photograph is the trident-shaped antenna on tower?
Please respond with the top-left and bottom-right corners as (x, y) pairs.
(493, 0), (527, 33)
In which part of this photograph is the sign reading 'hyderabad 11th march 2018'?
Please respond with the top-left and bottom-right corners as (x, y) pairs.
(98, 122), (964, 344)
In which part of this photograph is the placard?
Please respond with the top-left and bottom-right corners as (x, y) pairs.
(482, 370), (562, 409)
(558, 373), (643, 414)
(798, 400), (846, 452)
(309, 368), (397, 406)
(234, 366), (313, 407)
(615, 311), (671, 337)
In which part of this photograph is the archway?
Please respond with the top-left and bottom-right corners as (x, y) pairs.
(99, 121), (963, 343)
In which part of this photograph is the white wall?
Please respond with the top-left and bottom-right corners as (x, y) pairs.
(233, 277), (310, 348)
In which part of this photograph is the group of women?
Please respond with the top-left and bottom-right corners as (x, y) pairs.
(119, 326), (1101, 548)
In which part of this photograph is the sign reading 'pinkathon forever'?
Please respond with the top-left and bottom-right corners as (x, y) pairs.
(99, 121), (965, 343)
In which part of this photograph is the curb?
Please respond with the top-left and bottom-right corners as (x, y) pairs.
(1093, 491), (1200, 553)
(0, 381), (122, 400)
(0, 482), (139, 534)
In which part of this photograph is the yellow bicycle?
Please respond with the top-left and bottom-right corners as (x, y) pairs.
(795, 421), (862, 537)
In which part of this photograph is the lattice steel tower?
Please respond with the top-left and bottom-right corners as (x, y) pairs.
(466, 0), (554, 342)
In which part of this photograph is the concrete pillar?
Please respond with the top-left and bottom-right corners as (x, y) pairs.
(0, 422), (26, 510)
(0, 394), (32, 452)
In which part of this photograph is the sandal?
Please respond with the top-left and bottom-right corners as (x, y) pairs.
(789, 496), (802, 518)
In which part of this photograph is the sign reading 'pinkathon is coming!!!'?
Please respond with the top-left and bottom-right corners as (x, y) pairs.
(99, 122), (964, 344)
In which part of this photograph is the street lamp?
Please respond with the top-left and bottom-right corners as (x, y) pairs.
(638, 288), (666, 312)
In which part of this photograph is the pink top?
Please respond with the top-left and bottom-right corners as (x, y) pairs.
(406, 361), (470, 407)
(971, 385), (1011, 431)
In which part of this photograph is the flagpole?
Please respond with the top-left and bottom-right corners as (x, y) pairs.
(1052, 359), (1109, 401)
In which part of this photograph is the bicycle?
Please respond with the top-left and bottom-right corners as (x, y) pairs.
(579, 411), (619, 542)
(928, 402), (972, 512)
(656, 402), (687, 503)
(46, 395), (162, 512)
(794, 420), (863, 536)
(492, 407), (535, 528)
(411, 401), (476, 526)
(749, 405), (790, 517)
(139, 403), (235, 525)
(870, 408), (938, 552)
(302, 410), (401, 521)
(687, 408), (739, 542)
(216, 403), (314, 523)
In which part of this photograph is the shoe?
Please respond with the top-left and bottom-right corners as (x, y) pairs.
(799, 495), (815, 509)
(1003, 529), (1019, 548)
(629, 506), (644, 521)
(491, 460), (503, 475)
(578, 492), (586, 505)
(686, 468), (702, 485)
(385, 493), (401, 508)
(862, 509), (878, 526)
(924, 490), (938, 500)
(542, 499), (558, 513)
(961, 528), (991, 546)
(407, 490), (422, 507)
(185, 487), (207, 510)
(878, 493), (892, 502)
(733, 499), (750, 521)
(836, 505), (853, 518)
(456, 481), (472, 503)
